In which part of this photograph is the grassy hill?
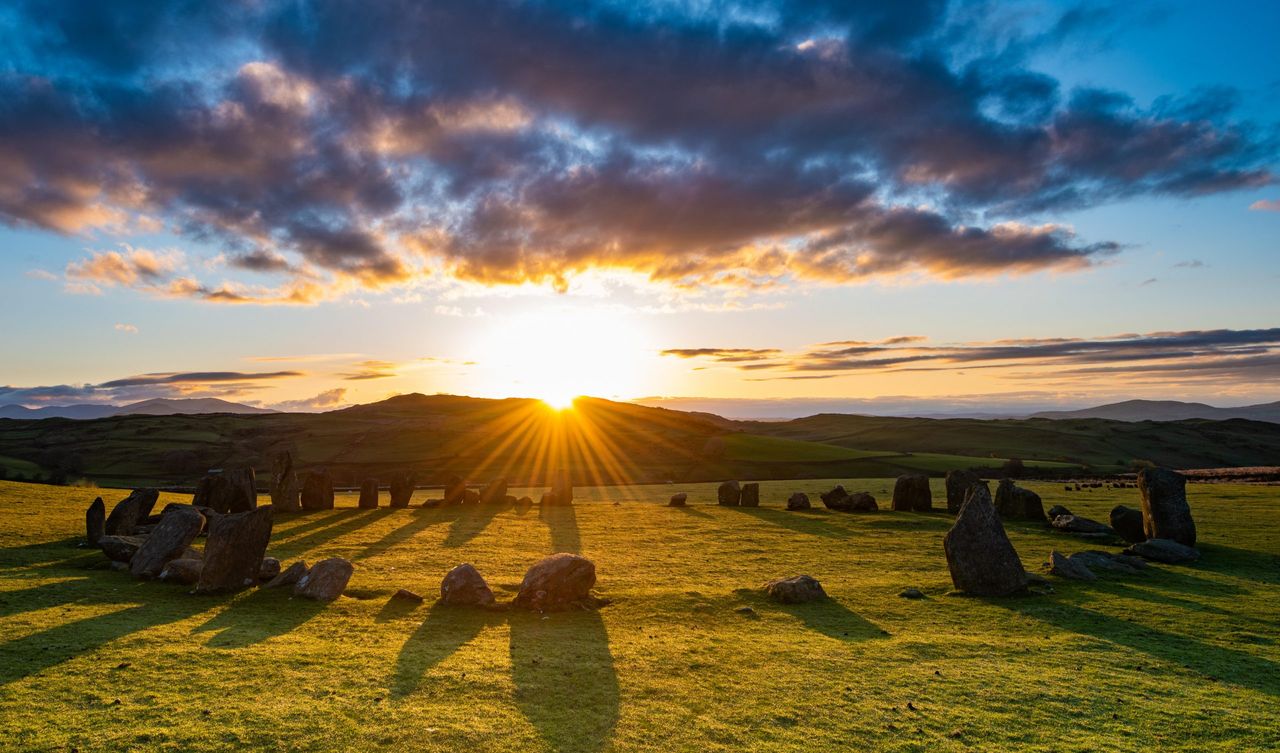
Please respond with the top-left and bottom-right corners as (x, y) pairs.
(2, 394), (1280, 488)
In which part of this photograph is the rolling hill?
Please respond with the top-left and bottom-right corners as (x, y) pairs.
(1031, 399), (1280, 423)
(0, 397), (274, 420)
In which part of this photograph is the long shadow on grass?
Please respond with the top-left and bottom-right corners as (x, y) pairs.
(357, 508), (458, 560)
(1187, 543), (1278, 586)
(540, 505), (581, 554)
(509, 609), (619, 753)
(268, 510), (352, 542)
(0, 536), (90, 567)
(391, 601), (500, 698)
(722, 505), (853, 539)
(192, 587), (327, 648)
(444, 501), (514, 548)
(671, 505), (712, 519)
(999, 599), (1280, 697)
(734, 589), (886, 641)
(862, 513), (954, 533)
(274, 508), (395, 556)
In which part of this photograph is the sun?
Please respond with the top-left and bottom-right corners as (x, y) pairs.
(467, 305), (653, 405)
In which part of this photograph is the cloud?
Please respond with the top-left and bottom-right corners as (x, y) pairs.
(0, 1), (1273, 303)
(113, 323), (138, 334)
(25, 269), (58, 281)
(1173, 260), (1205, 269)
(338, 360), (398, 380)
(271, 388), (347, 412)
(661, 348), (783, 363)
(1250, 199), (1280, 212)
(0, 368), (306, 406)
(1140, 277), (1158, 286)
(97, 371), (303, 388)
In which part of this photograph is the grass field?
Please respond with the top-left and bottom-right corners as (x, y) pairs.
(1, 478), (1278, 752)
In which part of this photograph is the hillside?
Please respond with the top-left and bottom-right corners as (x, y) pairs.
(1031, 399), (1280, 423)
(0, 397), (274, 420)
(3, 394), (1280, 487)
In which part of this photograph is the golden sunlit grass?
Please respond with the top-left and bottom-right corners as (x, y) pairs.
(2, 478), (1279, 752)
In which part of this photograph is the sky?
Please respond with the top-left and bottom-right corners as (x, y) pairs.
(0, 0), (1277, 416)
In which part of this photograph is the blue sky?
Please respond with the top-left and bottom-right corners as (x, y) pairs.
(1, 0), (1277, 414)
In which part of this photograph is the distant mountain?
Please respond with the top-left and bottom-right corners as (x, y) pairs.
(1030, 399), (1280, 424)
(0, 397), (275, 420)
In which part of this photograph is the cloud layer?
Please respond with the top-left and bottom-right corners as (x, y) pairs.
(3, 1), (1274, 303)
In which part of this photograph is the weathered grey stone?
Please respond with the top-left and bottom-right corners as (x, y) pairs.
(389, 472), (416, 508)
(193, 468), (256, 514)
(358, 478), (379, 509)
(668, 492), (688, 507)
(944, 470), (981, 514)
(300, 469), (334, 511)
(1124, 538), (1200, 564)
(1048, 550), (1097, 581)
(258, 556), (282, 581)
(899, 587), (925, 599)
(512, 553), (598, 611)
(786, 492), (810, 511)
(717, 480), (741, 506)
(264, 560), (308, 589)
(130, 505), (204, 578)
(1138, 467), (1196, 546)
(391, 589), (424, 603)
(1047, 504), (1072, 519)
(104, 488), (160, 536)
(820, 485), (850, 510)
(439, 562), (495, 607)
(99, 534), (146, 563)
(158, 557), (203, 585)
(764, 575), (827, 604)
(943, 484), (1027, 596)
(1050, 514), (1114, 536)
(1109, 504), (1147, 543)
(86, 497), (105, 546)
(820, 486), (877, 512)
(1070, 550), (1146, 575)
(847, 491), (878, 512)
(269, 451), (300, 513)
(196, 506), (274, 593)
(994, 479), (1044, 521)
(294, 557), (354, 601)
(892, 475), (932, 512)
(739, 483), (760, 507)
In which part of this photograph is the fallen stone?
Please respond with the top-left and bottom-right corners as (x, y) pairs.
(129, 505), (204, 578)
(1047, 504), (1072, 520)
(513, 553), (598, 611)
(104, 488), (160, 536)
(264, 560), (308, 589)
(1070, 550), (1147, 575)
(294, 557), (354, 601)
(717, 480), (741, 506)
(899, 587), (925, 599)
(734, 605), (756, 615)
(943, 484), (1027, 596)
(86, 497), (106, 546)
(1110, 505), (1147, 543)
(668, 492), (688, 507)
(300, 469), (334, 511)
(358, 478), (379, 509)
(739, 483), (760, 507)
(847, 491), (878, 512)
(1138, 468), (1196, 546)
(440, 563), (495, 607)
(994, 479), (1044, 521)
(892, 475), (932, 512)
(391, 588), (425, 604)
(763, 575), (827, 604)
(1124, 538), (1200, 564)
(196, 506), (274, 593)
(99, 535), (147, 563)
(258, 556), (282, 582)
(944, 470), (981, 514)
(786, 492), (811, 511)
(1050, 514), (1114, 536)
(389, 472), (416, 508)
(158, 557), (203, 585)
(1048, 550), (1097, 581)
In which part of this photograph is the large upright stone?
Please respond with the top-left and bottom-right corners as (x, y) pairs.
(717, 480), (741, 506)
(104, 488), (160, 536)
(300, 469), (334, 511)
(193, 467), (256, 514)
(389, 473), (416, 508)
(440, 563), (495, 606)
(1138, 467), (1196, 546)
(994, 479), (1044, 521)
(739, 483), (760, 507)
(270, 451), (301, 513)
(550, 468), (573, 505)
(892, 475), (932, 512)
(944, 470), (981, 514)
(512, 553), (597, 611)
(86, 497), (106, 546)
(443, 475), (467, 506)
(943, 484), (1028, 596)
(1110, 505), (1147, 543)
(479, 478), (509, 505)
(130, 505), (204, 578)
(196, 506), (274, 593)
(358, 478), (379, 509)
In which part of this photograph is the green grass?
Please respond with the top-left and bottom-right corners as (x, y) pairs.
(1, 478), (1279, 751)
(0, 454), (43, 478)
(720, 434), (891, 462)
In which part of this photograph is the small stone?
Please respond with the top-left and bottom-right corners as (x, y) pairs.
(898, 588), (925, 599)
(1048, 550), (1097, 581)
(763, 575), (827, 604)
(264, 560), (308, 589)
(294, 557), (354, 601)
(440, 563), (495, 607)
(391, 588), (425, 603)
(734, 606), (756, 615)
(786, 492), (810, 511)
(668, 492), (688, 507)
(1124, 538), (1200, 564)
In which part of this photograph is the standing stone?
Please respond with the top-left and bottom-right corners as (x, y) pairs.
(892, 475), (932, 512)
(847, 491), (878, 512)
(104, 488), (160, 536)
(512, 553), (597, 611)
(86, 497), (106, 546)
(717, 480), (741, 506)
(300, 469), (334, 511)
(1138, 467), (1196, 546)
(443, 475), (467, 506)
(270, 451), (301, 513)
(1110, 505), (1147, 543)
(763, 575), (827, 604)
(479, 478), (509, 505)
(196, 506), (274, 593)
(193, 468), (256, 514)
(440, 563), (496, 606)
(820, 486), (850, 510)
(549, 468), (573, 505)
(668, 492), (688, 507)
(786, 492), (811, 511)
(294, 557), (354, 601)
(358, 478), (379, 509)
(994, 479), (1045, 521)
(739, 483), (760, 508)
(389, 472), (416, 508)
(943, 484), (1028, 596)
(129, 505), (205, 578)
(944, 470), (982, 514)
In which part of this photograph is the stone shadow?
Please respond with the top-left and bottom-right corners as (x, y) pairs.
(274, 508), (394, 556)
(722, 505), (853, 539)
(734, 588), (886, 642)
(391, 601), (501, 698)
(540, 505), (581, 554)
(444, 500), (514, 548)
(191, 588), (327, 648)
(357, 507), (458, 560)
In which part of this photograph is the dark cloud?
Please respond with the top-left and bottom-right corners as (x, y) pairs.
(1, 1), (1273, 301)
(271, 388), (348, 412)
(98, 371), (303, 388)
(0, 369), (305, 406)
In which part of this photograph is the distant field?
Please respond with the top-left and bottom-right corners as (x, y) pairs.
(2, 478), (1278, 751)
